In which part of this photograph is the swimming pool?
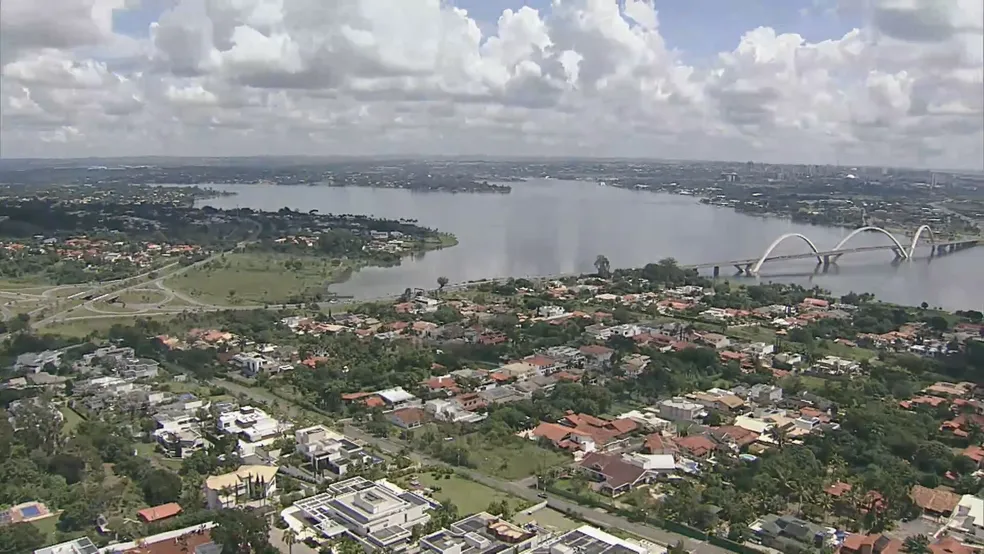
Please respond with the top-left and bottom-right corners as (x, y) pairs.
(19, 506), (42, 518)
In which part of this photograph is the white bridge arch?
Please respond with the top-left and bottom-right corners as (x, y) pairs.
(749, 225), (938, 275)
(750, 233), (823, 274)
(831, 226), (909, 260)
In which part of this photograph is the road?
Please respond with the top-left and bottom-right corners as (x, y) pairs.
(341, 424), (733, 554)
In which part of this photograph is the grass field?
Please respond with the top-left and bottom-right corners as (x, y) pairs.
(513, 508), (581, 532)
(166, 251), (354, 305)
(41, 313), (176, 337)
(60, 406), (85, 435)
(414, 473), (523, 516)
(466, 439), (570, 480)
(113, 289), (171, 305)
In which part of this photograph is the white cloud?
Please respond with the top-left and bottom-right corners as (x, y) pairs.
(0, 0), (981, 169)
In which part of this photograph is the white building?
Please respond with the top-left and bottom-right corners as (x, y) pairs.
(616, 409), (672, 431)
(218, 406), (293, 456)
(283, 477), (438, 552)
(376, 387), (420, 411)
(230, 353), (272, 376)
(948, 494), (984, 543)
(424, 399), (487, 424)
(534, 526), (653, 554)
(34, 537), (98, 554)
(295, 425), (374, 477)
(657, 397), (705, 422)
(204, 465), (279, 509)
(537, 305), (567, 319)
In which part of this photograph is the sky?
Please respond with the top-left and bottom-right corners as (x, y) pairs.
(0, 0), (981, 169)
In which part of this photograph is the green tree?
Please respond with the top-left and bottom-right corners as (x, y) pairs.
(283, 528), (298, 554)
(0, 523), (45, 554)
(903, 534), (931, 554)
(212, 509), (277, 554)
(437, 276), (449, 295)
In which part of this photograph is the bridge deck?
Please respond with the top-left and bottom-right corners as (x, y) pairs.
(685, 240), (975, 270)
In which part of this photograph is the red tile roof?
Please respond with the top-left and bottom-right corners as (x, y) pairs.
(125, 530), (213, 554)
(825, 482), (852, 497)
(930, 537), (973, 554)
(709, 426), (759, 448)
(579, 452), (648, 490)
(839, 534), (900, 554)
(675, 435), (716, 457)
(644, 433), (678, 455)
(137, 503), (182, 523)
(911, 485), (961, 514)
(389, 407), (427, 426)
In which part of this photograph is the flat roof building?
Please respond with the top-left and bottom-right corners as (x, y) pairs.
(530, 525), (652, 554)
(421, 512), (545, 554)
(35, 538), (98, 554)
(284, 477), (439, 552)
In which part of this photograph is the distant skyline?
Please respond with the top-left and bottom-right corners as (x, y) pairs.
(0, 0), (981, 169)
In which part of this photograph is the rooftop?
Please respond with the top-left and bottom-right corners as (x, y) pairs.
(34, 538), (98, 554)
(204, 465), (278, 491)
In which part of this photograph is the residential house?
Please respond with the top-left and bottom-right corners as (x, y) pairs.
(674, 435), (717, 459)
(749, 384), (783, 405)
(946, 494), (984, 543)
(137, 503), (183, 524)
(698, 333), (730, 350)
(424, 399), (486, 424)
(376, 387), (420, 411)
(911, 485), (961, 518)
(750, 514), (828, 551)
(657, 397), (705, 422)
(421, 512), (542, 554)
(14, 350), (62, 373)
(838, 534), (900, 554)
(579, 345), (614, 367)
(577, 452), (651, 497)
(204, 465), (279, 509)
(688, 389), (745, 413)
(643, 434), (679, 456)
(930, 537), (974, 554)
(217, 406), (293, 457)
(295, 425), (374, 476)
(388, 407), (428, 429)
(710, 426), (760, 452)
(283, 477), (438, 552)
(529, 412), (637, 453)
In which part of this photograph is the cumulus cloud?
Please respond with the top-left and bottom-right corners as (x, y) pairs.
(0, 0), (981, 168)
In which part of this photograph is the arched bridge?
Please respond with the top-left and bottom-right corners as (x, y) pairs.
(683, 225), (980, 277)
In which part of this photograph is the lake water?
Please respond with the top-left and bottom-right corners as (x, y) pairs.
(197, 180), (984, 310)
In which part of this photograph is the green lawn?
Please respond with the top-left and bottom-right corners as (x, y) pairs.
(465, 439), (570, 480)
(41, 314), (176, 337)
(112, 289), (171, 305)
(59, 406), (84, 435)
(165, 251), (355, 305)
(513, 508), (581, 532)
(414, 473), (524, 516)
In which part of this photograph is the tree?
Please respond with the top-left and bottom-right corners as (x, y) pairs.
(903, 534), (931, 554)
(283, 528), (298, 554)
(141, 468), (183, 505)
(0, 523), (45, 554)
(594, 255), (611, 278)
(212, 509), (276, 554)
(437, 276), (449, 295)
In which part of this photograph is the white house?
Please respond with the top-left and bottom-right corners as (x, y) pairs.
(218, 406), (293, 456)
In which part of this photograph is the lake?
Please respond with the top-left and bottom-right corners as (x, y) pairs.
(197, 180), (984, 310)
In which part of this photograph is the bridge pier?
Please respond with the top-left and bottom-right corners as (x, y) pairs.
(713, 266), (720, 278)
(822, 255), (831, 268)
(734, 264), (745, 274)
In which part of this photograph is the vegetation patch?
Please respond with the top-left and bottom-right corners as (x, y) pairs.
(166, 251), (354, 305)
(413, 472), (523, 517)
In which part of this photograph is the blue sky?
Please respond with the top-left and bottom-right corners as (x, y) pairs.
(112, 0), (861, 61)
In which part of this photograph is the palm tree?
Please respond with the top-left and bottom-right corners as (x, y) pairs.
(283, 528), (298, 554)
(768, 425), (789, 450)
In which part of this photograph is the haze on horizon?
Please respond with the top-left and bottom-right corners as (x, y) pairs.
(0, 0), (981, 170)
